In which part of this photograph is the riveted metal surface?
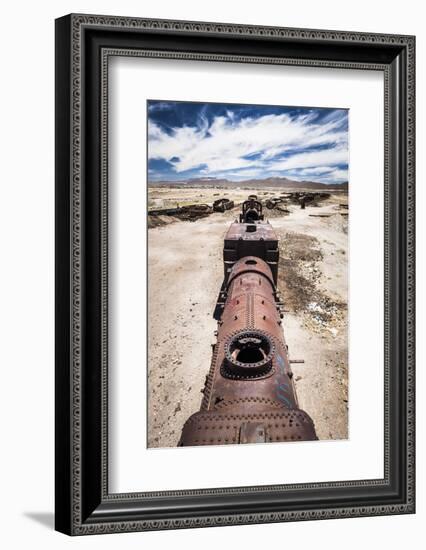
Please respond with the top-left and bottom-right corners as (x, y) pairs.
(179, 409), (317, 446)
(225, 221), (277, 243)
(180, 200), (317, 446)
(226, 256), (276, 289)
(239, 422), (267, 444)
(223, 220), (279, 284)
(223, 330), (274, 377)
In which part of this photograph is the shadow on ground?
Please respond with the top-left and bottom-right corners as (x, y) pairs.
(24, 512), (54, 530)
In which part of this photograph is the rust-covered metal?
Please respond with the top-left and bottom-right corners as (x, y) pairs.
(148, 203), (212, 221)
(239, 195), (264, 223)
(179, 201), (317, 446)
(222, 221), (279, 285)
(266, 192), (331, 211)
(213, 212), (279, 320)
(213, 198), (235, 212)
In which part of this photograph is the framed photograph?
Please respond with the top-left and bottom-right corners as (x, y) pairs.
(55, 14), (415, 535)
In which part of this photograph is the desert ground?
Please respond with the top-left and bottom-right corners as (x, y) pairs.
(147, 187), (348, 448)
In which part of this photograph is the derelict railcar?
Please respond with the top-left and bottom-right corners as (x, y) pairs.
(179, 197), (317, 446)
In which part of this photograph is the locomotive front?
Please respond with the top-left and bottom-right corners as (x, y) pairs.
(179, 197), (317, 446)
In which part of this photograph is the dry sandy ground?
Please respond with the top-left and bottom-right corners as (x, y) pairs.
(148, 190), (348, 447)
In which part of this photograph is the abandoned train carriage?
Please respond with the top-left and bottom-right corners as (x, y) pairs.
(179, 197), (317, 446)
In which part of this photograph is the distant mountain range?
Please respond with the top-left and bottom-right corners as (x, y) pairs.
(148, 176), (348, 191)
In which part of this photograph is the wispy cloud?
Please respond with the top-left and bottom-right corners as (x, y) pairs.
(147, 101), (348, 183)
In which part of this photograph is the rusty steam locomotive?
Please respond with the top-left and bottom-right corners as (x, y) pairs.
(179, 196), (317, 446)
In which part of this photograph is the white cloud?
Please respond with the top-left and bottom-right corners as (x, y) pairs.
(148, 110), (348, 182)
(314, 168), (348, 182)
(267, 146), (348, 172)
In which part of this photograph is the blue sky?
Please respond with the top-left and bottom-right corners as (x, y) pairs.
(147, 100), (348, 184)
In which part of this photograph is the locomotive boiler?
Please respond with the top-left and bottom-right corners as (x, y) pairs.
(179, 197), (317, 446)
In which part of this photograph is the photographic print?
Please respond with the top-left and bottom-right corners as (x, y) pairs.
(147, 100), (349, 448)
(55, 16), (415, 534)
(55, 16), (415, 533)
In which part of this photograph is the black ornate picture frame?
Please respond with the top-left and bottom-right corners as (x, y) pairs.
(55, 14), (415, 535)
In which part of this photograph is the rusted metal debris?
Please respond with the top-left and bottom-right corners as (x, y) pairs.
(239, 195), (265, 223)
(265, 197), (290, 213)
(179, 198), (318, 446)
(148, 203), (212, 221)
(309, 211), (348, 218)
(148, 197), (234, 222)
(213, 198), (235, 212)
(266, 192), (330, 211)
(294, 192), (330, 209)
